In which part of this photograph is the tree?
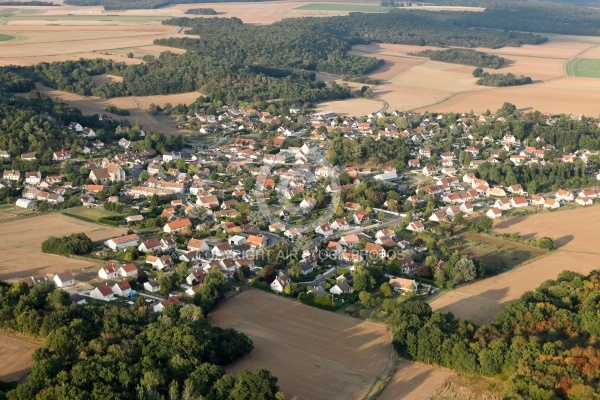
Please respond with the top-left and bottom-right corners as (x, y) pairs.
(477, 215), (493, 232)
(247, 211), (267, 229)
(359, 291), (376, 308)
(229, 369), (282, 400)
(187, 206), (207, 221)
(287, 260), (303, 278)
(176, 262), (190, 280)
(295, 235), (313, 251)
(380, 282), (393, 298)
(451, 257), (477, 284)
(353, 265), (375, 292)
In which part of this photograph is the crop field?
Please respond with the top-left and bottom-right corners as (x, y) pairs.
(295, 3), (391, 12)
(565, 58), (600, 78)
(4, 14), (170, 24)
(429, 205), (600, 325)
(0, 333), (42, 382)
(211, 289), (393, 400)
(0, 213), (124, 281)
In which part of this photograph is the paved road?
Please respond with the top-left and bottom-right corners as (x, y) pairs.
(298, 267), (337, 287)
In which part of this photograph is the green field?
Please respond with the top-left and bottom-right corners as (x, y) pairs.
(565, 58), (600, 78)
(6, 14), (170, 24)
(0, 33), (14, 41)
(295, 3), (393, 12)
(61, 207), (122, 224)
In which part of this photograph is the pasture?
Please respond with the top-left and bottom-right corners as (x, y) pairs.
(0, 333), (42, 382)
(429, 205), (600, 325)
(0, 213), (124, 281)
(565, 58), (600, 78)
(211, 289), (394, 400)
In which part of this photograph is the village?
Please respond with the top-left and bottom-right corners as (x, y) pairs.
(1, 104), (600, 315)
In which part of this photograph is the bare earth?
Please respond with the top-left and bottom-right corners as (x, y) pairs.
(378, 360), (456, 400)
(0, 333), (42, 382)
(0, 213), (124, 281)
(210, 289), (393, 400)
(429, 205), (600, 325)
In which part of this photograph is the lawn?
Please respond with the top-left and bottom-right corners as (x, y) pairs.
(565, 58), (600, 78)
(60, 206), (123, 224)
(295, 3), (393, 12)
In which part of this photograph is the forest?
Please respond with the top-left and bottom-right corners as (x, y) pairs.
(410, 49), (504, 68)
(63, 0), (272, 10)
(473, 68), (532, 87)
(0, 279), (284, 399)
(388, 270), (600, 399)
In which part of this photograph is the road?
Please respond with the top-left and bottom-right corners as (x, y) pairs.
(298, 267), (337, 287)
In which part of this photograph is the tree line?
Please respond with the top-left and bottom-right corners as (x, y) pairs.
(473, 67), (532, 87)
(388, 270), (600, 399)
(411, 49), (504, 68)
(41, 233), (93, 256)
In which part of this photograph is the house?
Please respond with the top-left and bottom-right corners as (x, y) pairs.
(270, 274), (290, 293)
(327, 241), (342, 256)
(530, 195), (545, 206)
(331, 217), (350, 231)
(112, 281), (132, 297)
(486, 207), (502, 219)
(339, 234), (360, 249)
(315, 223), (333, 237)
(0, 150), (10, 159)
(164, 218), (192, 234)
(90, 285), (115, 301)
(68, 122), (83, 131)
(459, 202), (474, 214)
(229, 235), (247, 246)
(104, 234), (140, 251)
(126, 215), (144, 223)
(544, 198), (560, 209)
(144, 280), (161, 293)
(429, 210), (448, 223)
(118, 263), (138, 277)
(269, 222), (286, 233)
(246, 235), (266, 248)
(25, 171), (41, 185)
(330, 281), (352, 295)
(89, 163), (126, 183)
(510, 196), (529, 208)
(138, 237), (164, 253)
(186, 269), (206, 285)
(339, 251), (363, 263)
(147, 255), (174, 270)
(389, 277), (417, 293)
(152, 297), (181, 313)
(353, 211), (369, 225)
(407, 220), (425, 232)
(507, 184), (525, 195)
(187, 238), (209, 252)
(494, 198), (511, 211)
(488, 187), (507, 197)
(576, 197), (593, 206)
(299, 197), (317, 212)
(365, 242), (386, 259)
(21, 152), (36, 161)
(212, 242), (233, 258)
(53, 271), (74, 288)
(398, 257), (417, 274)
(98, 265), (118, 280)
(52, 150), (71, 161)
(556, 189), (574, 202)
(3, 170), (20, 181)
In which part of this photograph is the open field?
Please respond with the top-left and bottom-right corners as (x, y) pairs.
(0, 333), (42, 382)
(60, 206), (122, 223)
(32, 83), (193, 135)
(0, 213), (125, 281)
(211, 289), (393, 400)
(0, 33), (13, 41)
(295, 3), (390, 12)
(430, 205), (600, 325)
(91, 74), (122, 86)
(565, 58), (600, 77)
(378, 360), (456, 400)
(0, 204), (34, 221)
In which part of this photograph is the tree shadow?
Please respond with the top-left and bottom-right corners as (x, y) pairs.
(433, 287), (511, 325)
(554, 235), (574, 248)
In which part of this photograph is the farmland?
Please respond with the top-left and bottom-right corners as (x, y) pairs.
(565, 58), (600, 78)
(0, 333), (42, 382)
(429, 205), (600, 324)
(295, 3), (391, 12)
(210, 289), (394, 400)
(0, 213), (124, 281)
(60, 206), (122, 224)
(0, 33), (13, 41)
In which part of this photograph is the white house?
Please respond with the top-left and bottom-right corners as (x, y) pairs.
(152, 297), (181, 313)
(25, 171), (41, 185)
(111, 281), (132, 297)
(53, 272), (75, 288)
(118, 263), (138, 277)
(90, 285), (115, 301)
(556, 190), (574, 202)
(330, 281), (352, 295)
(407, 220), (425, 232)
(270, 274), (290, 293)
(98, 265), (118, 280)
(229, 235), (247, 246)
(486, 207), (502, 219)
(212, 242), (233, 258)
(104, 234), (140, 251)
(138, 237), (164, 253)
(509, 196), (528, 208)
(494, 198), (511, 211)
(544, 198), (560, 209)
(144, 280), (161, 293)
(186, 269), (206, 285)
(576, 197), (593, 206)
(315, 223), (333, 237)
(52, 150), (71, 161)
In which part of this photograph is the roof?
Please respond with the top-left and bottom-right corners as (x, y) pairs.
(110, 234), (140, 244)
(120, 263), (137, 272)
(389, 277), (416, 290)
(167, 218), (192, 230)
(95, 285), (113, 296)
(142, 237), (161, 249)
(55, 271), (73, 282)
(102, 265), (117, 274)
(116, 281), (131, 290)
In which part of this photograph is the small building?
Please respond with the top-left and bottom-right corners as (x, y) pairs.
(330, 281), (352, 295)
(112, 281), (132, 297)
(163, 218), (192, 234)
(53, 271), (74, 288)
(15, 198), (34, 210)
(144, 280), (161, 293)
(270, 274), (290, 293)
(389, 277), (417, 293)
(104, 234), (140, 251)
(186, 269), (206, 286)
(152, 297), (181, 313)
(90, 284), (115, 301)
(407, 220), (425, 232)
(486, 207), (502, 219)
(98, 265), (118, 280)
(118, 263), (138, 277)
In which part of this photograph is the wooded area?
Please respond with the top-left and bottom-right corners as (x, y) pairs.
(411, 49), (504, 69)
(473, 68), (532, 87)
(389, 270), (600, 399)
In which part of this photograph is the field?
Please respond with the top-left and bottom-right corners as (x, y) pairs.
(0, 333), (42, 382)
(565, 58), (600, 78)
(0, 213), (125, 281)
(60, 206), (122, 223)
(429, 205), (600, 325)
(378, 360), (456, 400)
(210, 289), (394, 400)
(0, 33), (13, 41)
(295, 3), (391, 12)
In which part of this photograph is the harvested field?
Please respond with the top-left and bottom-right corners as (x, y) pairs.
(378, 360), (456, 400)
(128, 91), (202, 108)
(430, 205), (600, 325)
(315, 97), (382, 115)
(295, 3), (391, 12)
(91, 74), (122, 86)
(0, 213), (125, 281)
(210, 289), (393, 400)
(32, 83), (192, 135)
(0, 333), (42, 382)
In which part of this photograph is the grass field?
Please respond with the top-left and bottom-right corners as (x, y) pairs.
(0, 333), (42, 382)
(295, 4), (391, 12)
(565, 58), (600, 78)
(0, 33), (14, 41)
(60, 206), (122, 224)
(211, 290), (394, 400)
(0, 213), (125, 281)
